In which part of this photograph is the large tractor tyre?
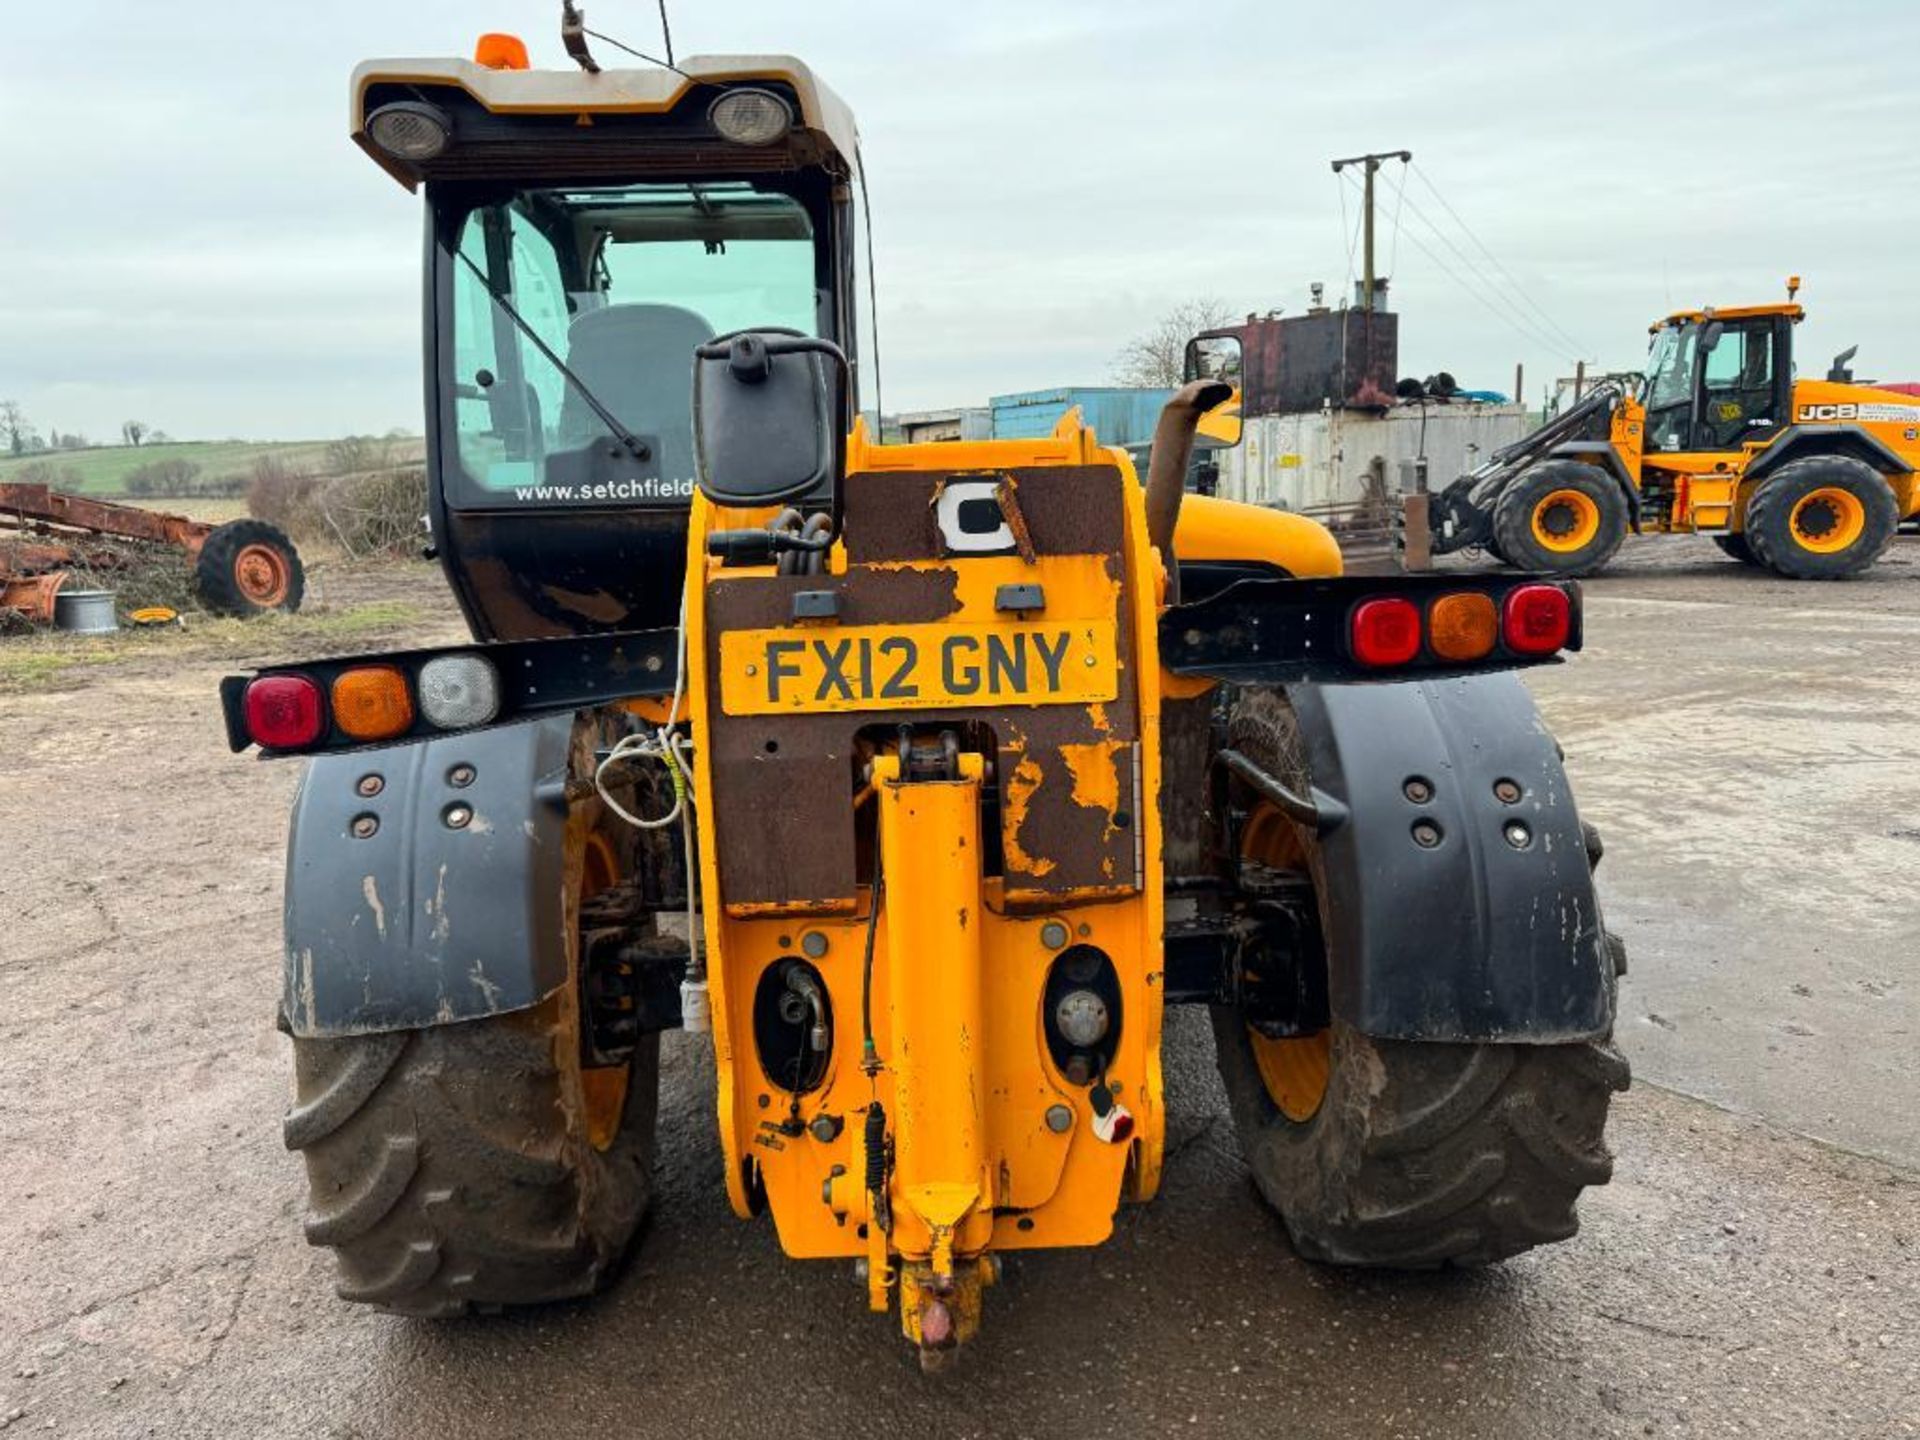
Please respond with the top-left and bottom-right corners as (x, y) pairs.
(195, 518), (305, 615)
(286, 1017), (658, 1316)
(285, 790), (660, 1317)
(1711, 532), (1758, 566)
(1743, 455), (1897, 580)
(1210, 686), (1628, 1268)
(1489, 460), (1629, 577)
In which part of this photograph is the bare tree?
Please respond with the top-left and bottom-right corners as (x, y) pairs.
(121, 419), (150, 447)
(0, 400), (36, 457)
(1110, 298), (1239, 388)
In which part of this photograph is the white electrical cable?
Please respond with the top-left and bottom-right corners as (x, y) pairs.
(591, 581), (707, 1026)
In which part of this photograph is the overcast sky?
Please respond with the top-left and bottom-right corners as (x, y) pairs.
(3, 0), (1916, 443)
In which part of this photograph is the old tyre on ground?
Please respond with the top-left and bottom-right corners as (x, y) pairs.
(1742, 455), (1897, 579)
(1490, 459), (1629, 576)
(1712, 532), (1758, 565)
(1210, 686), (1629, 1268)
(195, 518), (305, 615)
(284, 816), (658, 1316)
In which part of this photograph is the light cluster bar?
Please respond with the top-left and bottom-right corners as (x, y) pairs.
(222, 626), (680, 755)
(1161, 574), (1582, 685)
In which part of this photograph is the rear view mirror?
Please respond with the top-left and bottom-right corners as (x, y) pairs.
(1185, 333), (1242, 385)
(1184, 334), (1244, 448)
(692, 329), (847, 508)
(1699, 321), (1725, 354)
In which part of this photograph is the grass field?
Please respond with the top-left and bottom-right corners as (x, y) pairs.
(0, 437), (423, 496)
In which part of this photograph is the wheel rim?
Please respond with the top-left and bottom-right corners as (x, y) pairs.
(1530, 489), (1602, 553)
(1239, 802), (1332, 1123)
(232, 542), (293, 607)
(1788, 486), (1867, 554)
(577, 830), (631, 1151)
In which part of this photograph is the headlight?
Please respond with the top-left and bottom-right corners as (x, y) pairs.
(708, 88), (793, 146)
(418, 654), (501, 729)
(366, 101), (453, 161)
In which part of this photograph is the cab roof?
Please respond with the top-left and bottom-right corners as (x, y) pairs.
(350, 53), (859, 190)
(1653, 302), (1804, 331)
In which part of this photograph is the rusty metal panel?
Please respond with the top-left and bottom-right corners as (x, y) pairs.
(0, 483), (212, 548)
(704, 465), (1143, 912)
(1224, 311), (1400, 418)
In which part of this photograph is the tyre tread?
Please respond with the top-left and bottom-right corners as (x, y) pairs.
(286, 1018), (655, 1316)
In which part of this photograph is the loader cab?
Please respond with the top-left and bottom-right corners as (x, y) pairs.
(352, 52), (863, 640)
(1641, 309), (1796, 456)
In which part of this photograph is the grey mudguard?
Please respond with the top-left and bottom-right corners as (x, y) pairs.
(282, 716), (573, 1037)
(1286, 673), (1612, 1043)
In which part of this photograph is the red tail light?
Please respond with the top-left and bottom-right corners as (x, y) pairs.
(244, 674), (324, 750)
(1502, 584), (1571, 655)
(1350, 597), (1422, 667)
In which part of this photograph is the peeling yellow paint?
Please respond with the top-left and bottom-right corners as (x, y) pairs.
(1060, 740), (1123, 820)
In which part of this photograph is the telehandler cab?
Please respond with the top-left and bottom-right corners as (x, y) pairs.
(1411, 283), (1920, 579)
(226, 28), (1628, 1366)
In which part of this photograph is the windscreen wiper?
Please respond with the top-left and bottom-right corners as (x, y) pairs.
(452, 247), (652, 463)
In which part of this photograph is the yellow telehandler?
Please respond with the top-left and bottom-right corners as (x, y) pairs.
(1411, 284), (1920, 578)
(223, 20), (1627, 1366)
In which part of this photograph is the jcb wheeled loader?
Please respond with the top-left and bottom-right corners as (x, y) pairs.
(1410, 286), (1920, 579)
(226, 32), (1628, 1366)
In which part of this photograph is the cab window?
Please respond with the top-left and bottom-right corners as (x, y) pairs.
(1696, 321), (1777, 449)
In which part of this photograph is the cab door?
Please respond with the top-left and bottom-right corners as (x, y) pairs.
(1691, 317), (1787, 452)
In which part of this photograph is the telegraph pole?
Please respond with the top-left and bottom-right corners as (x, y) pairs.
(1330, 150), (1411, 312)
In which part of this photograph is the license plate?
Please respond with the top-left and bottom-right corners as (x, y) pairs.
(718, 621), (1119, 716)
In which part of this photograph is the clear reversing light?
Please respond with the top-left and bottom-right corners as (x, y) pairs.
(418, 654), (502, 730)
(366, 101), (452, 161)
(708, 88), (793, 146)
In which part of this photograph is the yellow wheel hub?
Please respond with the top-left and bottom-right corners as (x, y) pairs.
(1239, 801), (1332, 1123)
(1788, 486), (1867, 554)
(1530, 488), (1602, 553)
(577, 830), (631, 1151)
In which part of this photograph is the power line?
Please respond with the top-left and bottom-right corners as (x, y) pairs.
(1344, 171), (1575, 360)
(1335, 171), (1359, 291)
(1340, 170), (1574, 361)
(1410, 163), (1590, 358)
(1387, 161), (1408, 280)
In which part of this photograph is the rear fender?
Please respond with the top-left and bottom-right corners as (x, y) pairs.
(281, 716), (574, 1038)
(1287, 673), (1613, 1043)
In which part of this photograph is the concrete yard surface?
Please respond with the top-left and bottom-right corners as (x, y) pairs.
(1, 535), (1916, 1438)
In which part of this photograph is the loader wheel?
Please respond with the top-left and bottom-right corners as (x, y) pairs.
(1712, 532), (1758, 566)
(1743, 455), (1896, 579)
(1490, 461), (1628, 576)
(195, 518), (305, 615)
(284, 815), (657, 1316)
(1211, 686), (1628, 1268)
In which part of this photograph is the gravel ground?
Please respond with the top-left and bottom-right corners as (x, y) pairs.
(1, 536), (1915, 1438)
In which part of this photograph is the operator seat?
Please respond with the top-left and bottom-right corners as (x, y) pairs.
(557, 302), (714, 495)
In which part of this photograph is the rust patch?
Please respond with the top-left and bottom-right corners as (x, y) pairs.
(1001, 755), (1057, 878)
(995, 475), (1038, 565)
(846, 466), (1127, 564)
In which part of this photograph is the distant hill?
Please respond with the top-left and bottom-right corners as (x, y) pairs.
(0, 438), (423, 496)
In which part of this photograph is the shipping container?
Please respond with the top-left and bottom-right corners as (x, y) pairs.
(989, 387), (1174, 447)
(1217, 403), (1531, 513)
